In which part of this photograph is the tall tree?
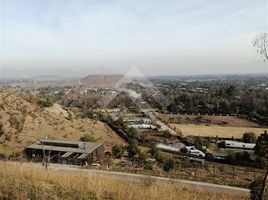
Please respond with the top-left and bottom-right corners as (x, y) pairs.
(254, 131), (268, 199)
(127, 141), (139, 165)
(252, 33), (268, 199)
(253, 33), (268, 61)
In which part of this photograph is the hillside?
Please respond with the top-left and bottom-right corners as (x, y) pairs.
(0, 87), (125, 157)
(79, 74), (130, 88)
(0, 161), (247, 200)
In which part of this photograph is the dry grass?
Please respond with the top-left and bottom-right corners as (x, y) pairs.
(0, 161), (247, 200)
(157, 113), (262, 127)
(171, 124), (267, 138)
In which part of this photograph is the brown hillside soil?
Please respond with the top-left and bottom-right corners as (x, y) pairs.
(0, 88), (126, 156)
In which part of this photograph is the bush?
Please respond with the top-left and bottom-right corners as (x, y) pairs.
(127, 141), (140, 165)
(242, 132), (256, 143)
(194, 137), (203, 150)
(249, 178), (263, 200)
(8, 116), (25, 132)
(80, 134), (97, 142)
(37, 97), (53, 108)
(127, 127), (139, 139)
(254, 131), (268, 158)
(112, 144), (125, 158)
(228, 151), (260, 167)
(0, 121), (4, 136)
(138, 151), (149, 164)
(163, 157), (175, 172)
(149, 145), (162, 162)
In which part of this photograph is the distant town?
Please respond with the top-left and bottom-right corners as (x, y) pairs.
(0, 73), (267, 199)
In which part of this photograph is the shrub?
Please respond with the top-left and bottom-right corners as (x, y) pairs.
(149, 145), (162, 162)
(249, 178), (263, 200)
(8, 116), (25, 132)
(0, 121), (4, 136)
(80, 134), (97, 142)
(163, 157), (175, 172)
(37, 97), (53, 108)
(112, 144), (125, 158)
(194, 137), (203, 150)
(242, 132), (256, 143)
(254, 131), (268, 158)
(127, 141), (140, 165)
(138, 151), (149, 164)
(127, 127), (139, 139)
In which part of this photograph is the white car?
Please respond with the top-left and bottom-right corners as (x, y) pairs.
(185, 146), (205, 158)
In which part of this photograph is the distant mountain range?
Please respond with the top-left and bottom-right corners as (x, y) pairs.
(0, 73), (132, 89)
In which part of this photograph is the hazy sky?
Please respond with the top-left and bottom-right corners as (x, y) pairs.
(0, 0), (268, 77)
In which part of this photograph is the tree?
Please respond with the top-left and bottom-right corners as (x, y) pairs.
(138, 151), (149, 164)
(254, 131), (268, 158)
(242, 132), (257, 143)
(250, 178), (263, 200)
(167, 102), (177, 113)
(127, 141), (140, 165)
(254, 131), (268, 199)
(128, 127), (139, 139)
(112, 144), (125, 159)
(194, 137), (203, 150)
(80, 134), (97, 142)
(163, 157), (175, 172)
(37, 96), (54, 108)
(253, 33), (268, 61)
(149, 144), (161, 162)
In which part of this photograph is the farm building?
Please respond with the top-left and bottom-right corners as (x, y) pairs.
(156, 143), (185, 153)
(218, 140), (255, 150)
(129, 124), (157, 129)
(25, 139), (104, 165)
(157, 143), (181, 153)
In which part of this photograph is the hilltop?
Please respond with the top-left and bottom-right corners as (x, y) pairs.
(0, 87), (125, 157)
(79, 74), (130, 88)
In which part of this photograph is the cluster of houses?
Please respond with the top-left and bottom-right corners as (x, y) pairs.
(155, 139), (256, 165)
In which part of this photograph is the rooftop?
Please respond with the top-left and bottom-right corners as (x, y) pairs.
(26, 139), (102, 154)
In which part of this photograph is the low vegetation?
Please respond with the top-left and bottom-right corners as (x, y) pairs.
(249, 178), (264, 200)
(80, 134), (98, 142)
(37, 96), (54, 108)
(112, 144), (126, 158)
(242, 132), (257, 143)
